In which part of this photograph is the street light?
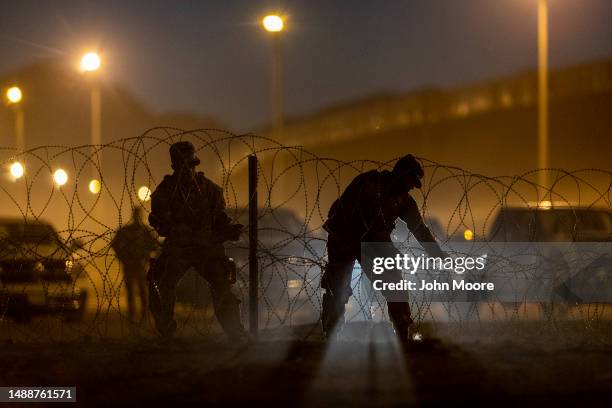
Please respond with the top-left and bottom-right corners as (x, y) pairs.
(262, 14), (285, 140)
(137, 186), (151, 202)
(10, 161), (24, 179)
(88, 179), (101, 194)
(6, 86), (25, 151)
(537, 0), (549, 196)
(80, 52), (103, 192)
(53, 169), (68, 187)
(463, 229), (474, 241)
(80, 52), (101, 72)
(262, 15), (284, 32)
(6, 86), (22, 103)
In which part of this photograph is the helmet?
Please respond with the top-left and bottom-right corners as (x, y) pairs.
(392, 154), (424, 188)
(132, 206), (143, 221)
(170, 141), (200, 169)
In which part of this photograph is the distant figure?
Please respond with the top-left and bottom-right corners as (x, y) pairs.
(147, 141), (245, 340)
(111, 207), (158, 323)
(321, 154), (445, 343)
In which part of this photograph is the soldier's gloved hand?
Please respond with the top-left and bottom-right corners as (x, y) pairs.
(226, 223), (243, 241)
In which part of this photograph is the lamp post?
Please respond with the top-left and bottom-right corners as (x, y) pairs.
(537, 0), (549, 195)
(80, 52), (102, 194)
(262, 15), (285, 140)
(6, 86), (25, 152)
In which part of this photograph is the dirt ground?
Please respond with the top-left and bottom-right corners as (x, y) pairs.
(1, 322), (611, 406)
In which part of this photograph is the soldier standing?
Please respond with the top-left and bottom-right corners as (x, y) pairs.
(111, 207), (158, 323)
(321, 154), (445, 343)
(147, 141), (245, 340)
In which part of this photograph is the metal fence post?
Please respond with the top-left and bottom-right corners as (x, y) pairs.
(248, 155), (258, 336)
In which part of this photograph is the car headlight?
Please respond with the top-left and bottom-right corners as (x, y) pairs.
(287, 279), (301, 289)
(34, 261), (45, 273)
(65, 260), (74, 273)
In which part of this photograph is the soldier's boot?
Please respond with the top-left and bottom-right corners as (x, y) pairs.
(156, 319), (177, 339)
(321, 291), (346, 340)
(387, 301), (414, 344)
(214, 293), (248, 344)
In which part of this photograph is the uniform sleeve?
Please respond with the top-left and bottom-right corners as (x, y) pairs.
(399, 195), (445, 258)
(110, 228), (131, 258)
(110, 228), (122, 253)
(144, 227), (160, 251)
(148, 180), (172, 237)
(212, 184), (226, 213)
(211, 183), (233, 233)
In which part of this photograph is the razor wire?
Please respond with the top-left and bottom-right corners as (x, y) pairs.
(0, 127), (611, 342)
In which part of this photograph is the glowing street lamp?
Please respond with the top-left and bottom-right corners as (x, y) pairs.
(89, 179), (101, 194)
(6, 86), (25, 151)
(262, 15), (284, 32)
(80, 52), (101, 72)
(53, 169), (68, 187)
(463, 229), (474, 241)
(538, 200), (552, 210)
(80, 52), (103, 191)
(10, 161), (24, 179)
(137, 186), (151, 202)
(6, 86), (22, 104)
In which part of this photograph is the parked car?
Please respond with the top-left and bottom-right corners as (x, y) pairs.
(484, 205), (612, 313)
(0, 218), (88, 322)
(488, 205), (612, 242)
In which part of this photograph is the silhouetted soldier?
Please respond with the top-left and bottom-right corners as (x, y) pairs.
(321, 154), (445, 343)
(147, 141), (245, 340)
(111, 207), (158, 323)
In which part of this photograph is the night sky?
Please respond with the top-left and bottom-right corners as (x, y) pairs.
(1, 0), (612, 131)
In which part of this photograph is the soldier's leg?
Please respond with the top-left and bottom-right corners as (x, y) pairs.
(361, 242), (413, 340)
(321, 235), (356, 337)
(136, 261), (148, 323)
(148, 252), (189, 337)
(122, 264), (136, 321)
(197, 258), (245, 340)
(386, 301), (413, 341)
